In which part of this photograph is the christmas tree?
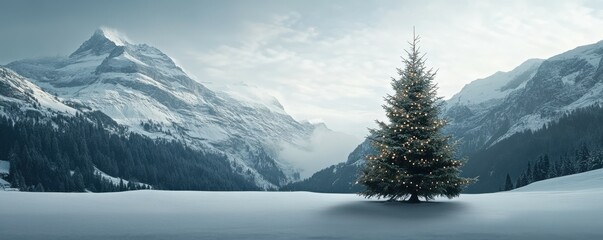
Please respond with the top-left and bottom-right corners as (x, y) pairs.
(358, 32), (474, 203)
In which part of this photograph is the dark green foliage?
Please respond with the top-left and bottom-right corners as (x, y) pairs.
(504, 173), (514, 191)
(358, 34), (474, 202)
(72, 168), (85, 191)
(0, 113), (257, 192)
(532, 155), (550, 182)
(577, 144), (590, 173)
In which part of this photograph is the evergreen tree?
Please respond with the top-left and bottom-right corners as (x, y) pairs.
(515, 174), (526, 189)
(0, 112), (257, 192)
(533, 155), (550, 182)
(577, 144), (590, 173)
(34, 183), (45, 192)
(504, 173), (514, 191)
(542, 155), (550, 179)
(526, 162), (533, 183)
(550, 158), (562, 178)
(591, 152), (603, 170)
(73, 168), (85, 191)
(561, 157), (575, 176)
(358, 32), (474, 203)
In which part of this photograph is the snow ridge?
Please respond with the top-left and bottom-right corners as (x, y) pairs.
(446, 58), (543, 109)
(0, 67), (77, 116)
(96, 27), (128, 46)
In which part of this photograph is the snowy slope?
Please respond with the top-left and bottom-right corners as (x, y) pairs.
(514, 168), (603, 192)
(0, 67), (77, 118)
(210, 82), (289, 115)
(1, 170), (603, 239)
(446, 58), (543, 109)
(444, 40), (603, 154)
(5, 28), (357, 188)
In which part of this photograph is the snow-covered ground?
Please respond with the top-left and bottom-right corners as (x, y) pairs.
(2, 169), (603, 239)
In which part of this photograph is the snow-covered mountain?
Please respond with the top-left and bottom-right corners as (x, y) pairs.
(444, 40), (603, 153)
(4, 28), (356, 189)
(445, 58), (544, 110)
(0, 67), (77, 118)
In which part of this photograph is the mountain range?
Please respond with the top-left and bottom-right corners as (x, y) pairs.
(0, 28), (357, 190)
(4, 28), (603, 193)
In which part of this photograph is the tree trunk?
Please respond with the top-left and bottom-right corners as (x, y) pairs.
(408, 193), (420, 203)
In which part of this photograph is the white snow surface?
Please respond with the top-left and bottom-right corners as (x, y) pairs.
(2, 169), (603, 239)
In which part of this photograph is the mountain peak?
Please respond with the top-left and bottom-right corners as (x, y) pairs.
(94, 27), (128, 46)
(445, 57), (544, 108)
(70, 27), (129, 57)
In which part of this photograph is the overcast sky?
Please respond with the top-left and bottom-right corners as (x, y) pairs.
(2, 0), (603, 138)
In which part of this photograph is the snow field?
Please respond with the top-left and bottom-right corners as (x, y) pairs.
(2, 169), (603, 239)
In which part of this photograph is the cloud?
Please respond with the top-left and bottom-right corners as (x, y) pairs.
(192, 12), (396, 137)
(186, 1), (603, 138)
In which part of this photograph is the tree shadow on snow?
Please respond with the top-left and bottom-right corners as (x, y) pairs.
(324, 200), (468, 220)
